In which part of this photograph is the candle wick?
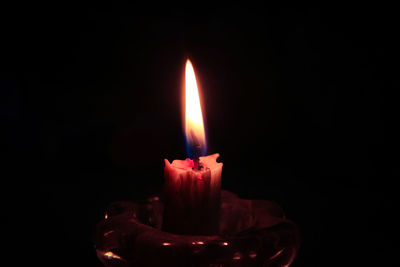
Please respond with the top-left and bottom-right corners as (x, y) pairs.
(193, 145), (201, 170)
(190, 130), (202, 171)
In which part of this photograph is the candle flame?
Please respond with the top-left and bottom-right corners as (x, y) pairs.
(185, 59), (206, 157)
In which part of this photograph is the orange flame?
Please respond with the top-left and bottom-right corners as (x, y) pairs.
(185, 59), (206, 156)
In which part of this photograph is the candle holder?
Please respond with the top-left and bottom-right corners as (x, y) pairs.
(94, 190), (300, 267)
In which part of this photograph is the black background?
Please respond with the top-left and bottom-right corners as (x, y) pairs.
(2, 4), (398, 267)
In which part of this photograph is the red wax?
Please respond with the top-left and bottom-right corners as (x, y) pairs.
(162, 153), (223, 235)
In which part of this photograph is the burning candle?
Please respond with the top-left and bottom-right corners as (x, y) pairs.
(162, 59), (223, 235)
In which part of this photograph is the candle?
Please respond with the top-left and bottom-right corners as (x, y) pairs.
(162, 60), (223, 235)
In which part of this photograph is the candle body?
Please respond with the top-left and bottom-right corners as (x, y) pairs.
(162, 153), (222, 235)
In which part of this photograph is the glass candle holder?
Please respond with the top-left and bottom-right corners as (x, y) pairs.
(94, 190), (300, 267)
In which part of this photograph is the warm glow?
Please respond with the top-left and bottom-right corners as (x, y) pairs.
(103, 251), (121, 260)
(185, 59), (206, 156)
